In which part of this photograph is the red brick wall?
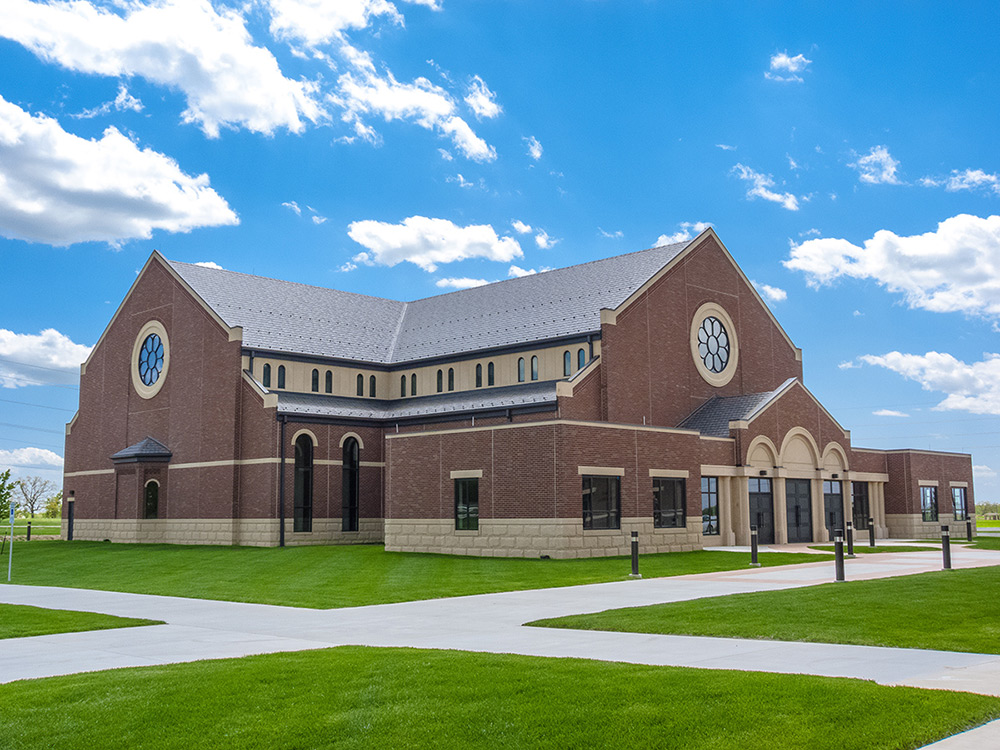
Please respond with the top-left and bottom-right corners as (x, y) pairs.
(738, 384), (850, 466)
(884, 451), (974, 515)
(558, 367), (603, 421)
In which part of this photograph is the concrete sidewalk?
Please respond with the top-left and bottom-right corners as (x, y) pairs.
(2, 546), (1000, 747)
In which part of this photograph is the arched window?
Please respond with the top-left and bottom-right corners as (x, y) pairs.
(448, 368), (455, 391)
(342, 437), (359, 532)
(563, 351), (571, 376)
(325, 370), (333, 394)
(531, 356), (539, 381)
(311, 369), (319, 392)
(369, 375), (376, 397)
(400, 375), (407, 397)
(578, 348), (586, 370)
(436, 369), (443, 393)
(475, 363), (483, 388)
(277, 365), (286, 389)
(488, 362), (495, 386)
(143, 480), (159, 519)
(517, 357), (525, 382)
(356, 373), (364, 397)
(293, 435), (313, 532)
(411, 373), (417, 396)
(262, 363), (271, 388)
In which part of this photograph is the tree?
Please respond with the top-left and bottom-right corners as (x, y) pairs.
(44, 491), (63, 519)
(16, 476), (56, 519)
(0, 469), (16, 522)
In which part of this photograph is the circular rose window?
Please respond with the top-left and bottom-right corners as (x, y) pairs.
(697, 316), (730, 374)
(138, 333), (165, 386)
(131, 321), (170, 399)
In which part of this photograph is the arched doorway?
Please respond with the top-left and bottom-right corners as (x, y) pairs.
(342, 437), (359, 532)
(293, 435), (313, 532)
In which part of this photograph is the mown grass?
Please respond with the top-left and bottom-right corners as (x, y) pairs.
(0, 603), (160, 639)
(531, 566), (1000, 654)
(7, 518), (61, 536)
(1, 541), (831, 609)
(976, 519), (1000, 528)
(2, 646), (998, 750)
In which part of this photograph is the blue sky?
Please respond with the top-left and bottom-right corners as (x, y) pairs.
(1, 1), (999, 501)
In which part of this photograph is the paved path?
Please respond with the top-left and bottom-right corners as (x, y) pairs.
(2, 546), (1000, 748)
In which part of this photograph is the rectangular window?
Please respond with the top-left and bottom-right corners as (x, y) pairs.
(455, 478), (479, 531)
(823, 480), (843, 532)
(653, 478), (686, 529)
(952, 487), (967, 521)
(921, 486), (939, 522)
(701, 477), (720, 535)
(582, 475), (620, 530)
(851, 482), (870, 531)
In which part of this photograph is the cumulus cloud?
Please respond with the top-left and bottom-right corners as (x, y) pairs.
(873, 409), (910, 418)
(464, 75), (502, 119)
(534, 229), (558, 249)
(73, 83), (144, 119)
(193, 261), (223, 270)
(524, 135), (543, 160)
(265, 0), (404, 48)
(655, 221), (712, 246)
(765, 51), (812, 82)
(849, 146), (902, 185)
(921, 168), (1000, 195)
(435, 277), (489, 290)
(347, 215), (523, 272)
(0, 95), (237, 246)
(974, 464), (997, 479)
(752, 281), (788, 302)
(731, 164), (800, 210)
(1, 0), (323, 137)
(511, 220), (532, 234)
(860, 351), (1000, 415)
(0, 447), (64, 470)
(508, 265), (537, 278)
(784, 214), (1000, 317)
(0, 328), (92, 388)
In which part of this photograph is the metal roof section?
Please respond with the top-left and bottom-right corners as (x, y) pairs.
(166, 240), (690, 365)
(275, 381), (559, 421)
(110, 436), (172, 463)
(677, 380), (795, 438)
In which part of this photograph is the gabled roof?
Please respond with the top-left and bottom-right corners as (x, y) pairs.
(165, 240), (690, 365)
(678, 379), (796, 437)
(110, 436), (172, 463)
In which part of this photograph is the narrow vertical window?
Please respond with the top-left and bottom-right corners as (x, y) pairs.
(851, 482), (870, 530)
(921, 486), (939, 522)
(325, 370), (333, 394)
(369, 375), (376, 397)
(488, 362), (495, 386)
(701, 477), (720, 535)
(530, 355), (539, 381)
(563, 351), (571, 376)
(952, 487), (967, 521)
(517, 357), (525, 382)
(277, 365), (286, 389)
(455, 478), (479, 530)
(578, 348), (586, 370)
(356, 373), (364, 397)
(448, 367), (455, 391)
(411, 373), (417, 396)
(823, 480), (844, 535)
(342, 437), (359, 532)
(400, 375), (407, 397)
(311, 369), (319, 392)
(653, 478), (686, 528)
(262, 363), (271, 388)
(476, 363), (483, 388)
(437, 369), (443, 393)
(293, 435), (313, 533)
(582, 476), (620, 530)
(143, 480), (159, 520)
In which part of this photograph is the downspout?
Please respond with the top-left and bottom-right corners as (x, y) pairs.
(279, 416), (286, 548)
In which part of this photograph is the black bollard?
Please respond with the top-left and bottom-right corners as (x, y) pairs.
(67, 499), (74, 541)
(750, 525), (761, 567)
(868, 516), (876, 548)
(629, 530), (641, 578)
(846, 520), (855, 558)
(26, 522), (31, 542)
(941, 525), (952, 570)
(834, 529), (845, 582)
(966, 519), (973, 543)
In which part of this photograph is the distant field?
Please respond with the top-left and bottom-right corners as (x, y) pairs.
(7, 518), (61, 536)
(977, 519), (1000, 528)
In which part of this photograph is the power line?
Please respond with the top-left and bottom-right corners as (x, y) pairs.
(0, 422), (65, 435)
(0, 436), (64, 451)
(0, 397), (75, 413)
(0, 356), (83, 374)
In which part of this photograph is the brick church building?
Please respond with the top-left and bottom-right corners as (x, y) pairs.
(62, 228), (975, 556)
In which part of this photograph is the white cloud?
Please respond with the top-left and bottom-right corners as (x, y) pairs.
(312, 215), (327, 225)
(873, 409), (910, 418)
(464, 75), (502, 119)
(784, 214), (1000, 317)
(860, 351), (1000, 415)
(799, 228), (821, 238)
(435, 277), (489, 290)
(0, 95), (237, 246)
(787, 154), (801, 171)
(447, 173), (474, 189)
(849, 146), (902, 185)
(0, 328), (92, 389)
(838, 361), (860, 370)
(265, 0), (403, 48)
(0, 447), (64, 470)
(535, 229), (558, 249)
(511, 220), (532, 234)
(716, 143), (736, 151)
(752, 281), (787, 302)
(338, 260), (358, 272)
(193, 261), (223, 270)
(765, 52), (812, 82)
(922, 168), (1000, 195)
(437, 148), (453, 161)
(508, 265), (537, 278)
(524, 135), (543, 161)
(347, 215), (523, 272)
(1, 0), (323, 137)
(655, 221), (712, 246)
(599, 227), (624, 239)
(974, 464), (997, 479)
(74, 83), (144, 119)
(731, 164), (800, 210)
(282, 201), (302, 216)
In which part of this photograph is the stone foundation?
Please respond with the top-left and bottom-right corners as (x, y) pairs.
(384, 517), (703, 559)
(885, 513), (972, 540)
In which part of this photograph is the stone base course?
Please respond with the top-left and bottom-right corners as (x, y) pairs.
(886, 513), (975, 540)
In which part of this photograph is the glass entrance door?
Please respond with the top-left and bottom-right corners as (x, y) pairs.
(748, 478), (774, 544)
(785, 479), (812, 543)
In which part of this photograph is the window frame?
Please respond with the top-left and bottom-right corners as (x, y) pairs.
(455, 477), (479, 531)
(369, 375), (376, 397)
(356, 373), (364, 397)
(400, 375), (407, 397)
(578, 348), (586, 370)
(411, 373), (417, 396)
(487, 362), (495, 386)
(517, 357), (525, 382)
(582, 475), (621, 530)
(325, 370), (333, 394)
(448, 367), (455, 391)
(277, 365), (286, 389)
(653, 478), (686, 529)
(921, 486), (939, 522)
(530, 355), (539, 381)
(563, 351), (571, 376)
(262, 363), (271, 388)
(293, 435), (313, 533)
(437, 369), (443, 393)
(701, 476), (720, 535)
(952, 486), (968, 521)
(143, 479), (159, 520)
(476, 363), (483, 388)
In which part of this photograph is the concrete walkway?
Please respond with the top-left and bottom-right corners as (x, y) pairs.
(2, 546), (1000, 748)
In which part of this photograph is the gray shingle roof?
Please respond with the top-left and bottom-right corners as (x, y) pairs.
(678, 378), (796, 437)
(167, 241), (689, 365)
(110, 436), (172, 463)
(275, 381), (558, 421)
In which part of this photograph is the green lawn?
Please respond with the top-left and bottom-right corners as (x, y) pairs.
(0, 603), (160, 639)
(7, 518), (61, 536)
(977, 519), (1000, 528)
(1, 541), (831, 609)
(531, 566), (1000, 654)
(809, 544), (939, 554)
(1, 646), (997, 750)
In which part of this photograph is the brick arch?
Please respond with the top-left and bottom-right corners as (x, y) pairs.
(339, 431), (365, 450)
(822, 442), (850, 473)
(290, 428), (318, 447)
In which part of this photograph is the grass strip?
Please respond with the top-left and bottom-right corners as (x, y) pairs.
(531, 566), (1000, 654)
(2, 646), (998, 750)
(2, 542), (830, 609)
(0, 603), (161, 639)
